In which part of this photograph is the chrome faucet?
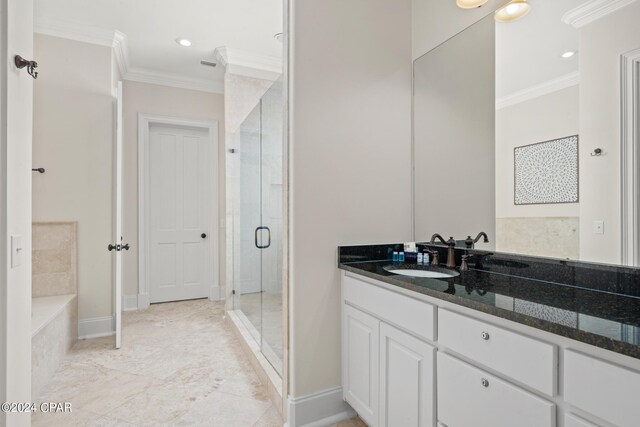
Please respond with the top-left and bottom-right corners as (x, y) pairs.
(430, 234), (457, 268)
(464, 232), (489, 249)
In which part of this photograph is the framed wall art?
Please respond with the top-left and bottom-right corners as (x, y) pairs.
(514, 135), (579, 205)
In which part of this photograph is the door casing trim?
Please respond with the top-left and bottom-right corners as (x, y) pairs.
(137, 113), (220, 308)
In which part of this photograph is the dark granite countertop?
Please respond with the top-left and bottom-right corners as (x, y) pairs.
(338, 243), (640, 360)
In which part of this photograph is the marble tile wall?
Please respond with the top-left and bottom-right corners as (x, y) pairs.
(31, 296), (78, 401)
(32, 222), (78, 297)
(496, 217), (580, 260)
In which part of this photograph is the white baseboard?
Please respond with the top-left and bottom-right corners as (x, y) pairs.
(123, 295), (138, 311)
(78, 316), (115, 339)
(137, 293), (150, 310)
(285, 386), (356, 427)
(209, 285), (223, 301)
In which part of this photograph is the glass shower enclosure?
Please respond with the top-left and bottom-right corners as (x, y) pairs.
(231, 77), (284, 375)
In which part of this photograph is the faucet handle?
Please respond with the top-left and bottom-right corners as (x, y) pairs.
(425, 250), (439, 266)
(460, 254), (475, 272)
(447, 237), (456, 247)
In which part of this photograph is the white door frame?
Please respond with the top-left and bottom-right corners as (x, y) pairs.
(115, 81), (123, 348)
(621, 49), (640, 266)
(137, 113), (220, 309)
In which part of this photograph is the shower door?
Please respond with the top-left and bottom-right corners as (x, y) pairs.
(233, 78), (283, 376)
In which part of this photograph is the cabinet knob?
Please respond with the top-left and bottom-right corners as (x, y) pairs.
(481, 378), (489, 388)
(481, 331), (490, 340)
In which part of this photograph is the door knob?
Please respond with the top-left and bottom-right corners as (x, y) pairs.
(201, 233), (207, 239)
(108, 244), (121, 252)
(122, 244), (130, 251)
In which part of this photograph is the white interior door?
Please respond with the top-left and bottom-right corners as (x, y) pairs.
(114, 81), (123, 349)
(149, 123), (214, 303)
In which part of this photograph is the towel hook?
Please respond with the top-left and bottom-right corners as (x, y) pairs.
(15, 55), (38, 79)
(32, 168), (45, 173)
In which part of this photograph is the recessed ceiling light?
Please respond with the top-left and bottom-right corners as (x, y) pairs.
(176, 38), (192, 47)
(456, 0), (488, 9)
(495, 0), (531, 23)
(562, 51), (576, 59)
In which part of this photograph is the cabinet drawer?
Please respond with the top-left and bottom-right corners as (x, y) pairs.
(438, 309), (556, 395)
(343, 274), (435, 342)
(565, 413), (598, 427)
(437, 352), (555, 427)
(564, 350), (640, 427)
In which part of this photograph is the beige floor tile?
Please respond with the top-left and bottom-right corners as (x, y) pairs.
(90, 416), (141, 427)
(31, 408), (102, 427)
(107, 383), (202, 427)
(328, 417), (369, 427)
(35, 299), (283, 426)
(252, 405), (284, 427)
(173, 391), (272, 427)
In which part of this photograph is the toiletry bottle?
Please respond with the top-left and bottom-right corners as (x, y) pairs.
(392, 251), (399, 262)
(423, 251), (430, 265)
(399, 251), (405, 263)
(417, 252), (423, 264)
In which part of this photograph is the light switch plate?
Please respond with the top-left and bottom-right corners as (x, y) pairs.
(11, 235), (23, 268)
(593, 220), (604, 235)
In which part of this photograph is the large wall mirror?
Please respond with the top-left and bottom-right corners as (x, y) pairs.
(414, 0), (640, 266)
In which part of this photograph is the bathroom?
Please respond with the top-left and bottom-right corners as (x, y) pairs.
(2, 0), (640, 426)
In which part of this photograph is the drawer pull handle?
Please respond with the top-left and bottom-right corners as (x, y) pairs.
(481, 331), (490, 340)
(481, 378), (489, 388)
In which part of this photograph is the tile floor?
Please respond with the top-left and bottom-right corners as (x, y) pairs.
(32, 299), (282, 427)
(330, 418), (368, 427)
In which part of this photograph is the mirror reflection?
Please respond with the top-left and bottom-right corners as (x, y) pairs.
(414, 0), (640, 266)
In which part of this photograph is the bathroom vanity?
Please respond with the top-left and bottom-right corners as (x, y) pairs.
(339, 244), (640, 427)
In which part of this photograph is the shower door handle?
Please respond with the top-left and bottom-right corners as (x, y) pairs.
(255, 226), (271, 249)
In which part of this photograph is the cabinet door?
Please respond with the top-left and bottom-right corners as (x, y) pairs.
(343, 304), (380, 426)
(437, 353), (555, 427)
(380, 323), (436, 427)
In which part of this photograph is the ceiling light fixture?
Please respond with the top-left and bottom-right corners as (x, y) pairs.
(495, 0), (531, 23)
(561, 51), (576, 59)
(456, 0), (488, 8)
(176, 38), (192, 47)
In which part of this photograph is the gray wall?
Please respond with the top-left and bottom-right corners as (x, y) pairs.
(290, 0), (413, 397)
(578, 2), (640, 264)
(412, 0), (507, 59)
(413, 15), (496, 245)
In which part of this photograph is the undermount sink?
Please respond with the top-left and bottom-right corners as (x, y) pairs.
(383, 265), (460, 279)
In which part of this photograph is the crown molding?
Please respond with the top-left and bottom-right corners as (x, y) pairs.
(496, 72), (580, 110)
(214, 46), (282, 80)
(112, 31), (131, 77)
(562, 0), (637, 28)
(34, 15), (116, 46)
(124, 68), (224, 94)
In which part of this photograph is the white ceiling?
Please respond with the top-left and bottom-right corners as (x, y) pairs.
(496, 0), (585, 99)
(34, 0), (283, 93)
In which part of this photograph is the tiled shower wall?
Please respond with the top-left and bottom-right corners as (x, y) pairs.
(32, 222), (78, 297)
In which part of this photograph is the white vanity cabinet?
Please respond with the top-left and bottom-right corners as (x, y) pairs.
(564, 350), (640, 427)
(343, 304), (380, 426)
(342, 275), (437, 427)
(437, 352), (555, 427)
(379, 323), (436, 427)
(341, 272), (640, 427)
